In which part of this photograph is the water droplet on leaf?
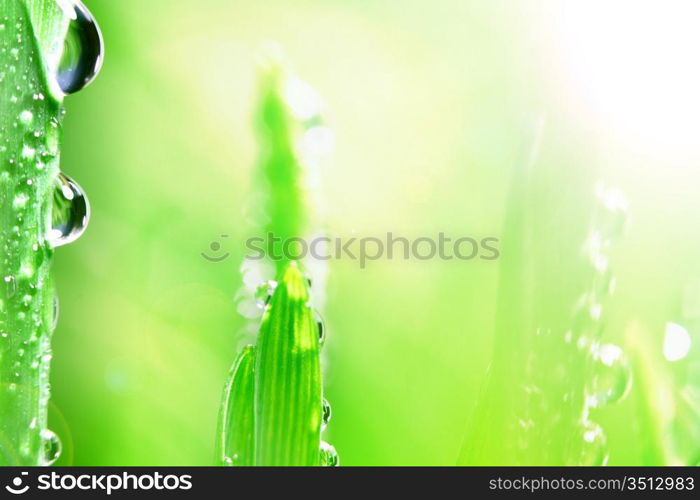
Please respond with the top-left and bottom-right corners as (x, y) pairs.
(319, 441), (339, 466)
(41, 429), (61, 465)
(52, 296), (59, 330)
(18, 110), (32, 126)
(3, 275), (16, 298)
(255, 280), (277, 309)
(315, 311), (325, 344)
(587, 343), (632, 408)
(56, 0), (103, 95)
(321, 398), (331, 431)
(49, 172), (89, 247)
(579, 422), (608, 465)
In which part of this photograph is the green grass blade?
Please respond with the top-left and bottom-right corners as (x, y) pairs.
(25, 0), (70, 98)
(626, 330), (670, 465)
(0, 0), (69, 465)
(255, 262), (321, 466)
(217, 345), (256, 466)
(220, 51), (331, 466)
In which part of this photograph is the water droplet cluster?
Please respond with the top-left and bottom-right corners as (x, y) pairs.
(572, 183), (631, 465)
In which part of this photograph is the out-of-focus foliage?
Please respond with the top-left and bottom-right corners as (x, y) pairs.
(47, 0), (700, 465)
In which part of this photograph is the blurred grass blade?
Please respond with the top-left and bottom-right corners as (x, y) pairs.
(458, 116), (623, 465)
(458, 117), (545, 465)
(217, 345), (255, 466)
(258, 62), (305, 253)
(255, 262), (321, 466)
(626, 324), (671, 465)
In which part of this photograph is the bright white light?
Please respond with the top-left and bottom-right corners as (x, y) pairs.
(552, 0), (700, 156)
(56, 0), (78, 20)
(663, 322), (691, 362)
(596, 183), (628, 213)
(284, 77), (323, 121)
(598, 343), (622, 367)
(302, 126), (335, 157)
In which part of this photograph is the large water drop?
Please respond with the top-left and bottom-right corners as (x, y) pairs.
(40, 429), (62, 466)
(319, 441), (339, 467)
(56, 0), (103, 95)
(49, 172), (89, 247)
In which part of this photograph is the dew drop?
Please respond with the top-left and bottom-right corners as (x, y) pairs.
(18, 110), (33, 127)
(319, 441), (339, 467)
(13, 193), (29, 209)
(40, 429), (61, 466)
(321, 398), (331, 431)
(49, 172), (89, 247)
(21, 145), (35, 159)
(56, 0), (104, 95)
(3, 275), (16, 298)
(579, 422), (608, 465)
(315, 311), (325, 345)
(587, 343), (632, 408)
(254, 280), (277, 309)
(52, 296), (59, 330)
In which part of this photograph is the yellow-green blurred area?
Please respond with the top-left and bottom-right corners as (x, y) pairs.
(52, 0), (700, 465)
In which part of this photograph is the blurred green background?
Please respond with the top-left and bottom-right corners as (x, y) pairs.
(51, 0), (700, 465)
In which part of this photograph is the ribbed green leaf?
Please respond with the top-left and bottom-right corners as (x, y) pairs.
(217, 345), (255, 466)
(25, 0), (70, 99)
(0, 0), (69, 465)
(255, 261), (322, 466)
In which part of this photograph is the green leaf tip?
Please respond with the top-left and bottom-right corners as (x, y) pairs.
(217, 345), (255, 466)
(219, 48), (332, 466)
(217, 262), (324, 466)
(255, 261), (322, 466)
